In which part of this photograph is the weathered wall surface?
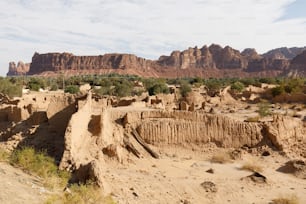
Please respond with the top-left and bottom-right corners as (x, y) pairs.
(135, 111), (263, 148)
(60, 92), (96, 170)
(264, 115), (306, 158)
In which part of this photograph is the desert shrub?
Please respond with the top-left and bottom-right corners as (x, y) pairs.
(0, 78), (22, 98)
(148, 83), (170, 96)
(0, 147), (9, 162)
(240, 162), (263, 172)
(28, 77), (46, 91)
(114, 80), (133, 97)
(45, 182), (116, 204)
(179, 80), (192, 97)
(65, 85), (80, 94)
(231, 81), (245, 93)
(50, 83), (58, 91)
(271, 195), (299, 204)
(259, 77), (277, 85)
(258, 102), (271, 117)
(10, 147), (70, 188)
(204, 79), (223, 96)
(271, 86), (285, 97)
(245, 116), (260, 122)
(210, 152), (232, 164)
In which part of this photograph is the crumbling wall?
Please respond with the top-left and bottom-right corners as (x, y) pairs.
(60, 92), (98, 170)
(264, 115), (306, 157)
(135, 111), (263, 148)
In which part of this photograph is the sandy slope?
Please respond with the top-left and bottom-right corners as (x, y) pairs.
(0, 162), (46, 204)
(104, 147), (306, 204)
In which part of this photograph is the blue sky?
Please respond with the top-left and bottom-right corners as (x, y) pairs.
(0, 0), (306, 76)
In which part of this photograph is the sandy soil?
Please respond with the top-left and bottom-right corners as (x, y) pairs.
(0, 162), (47, 204)
(104, 147), (306, 204)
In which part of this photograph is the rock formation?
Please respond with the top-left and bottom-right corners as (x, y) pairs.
(6, 45), (306, 77)
(263, 47), (306, 60)
(287, 50), (306, 77)
(7, 61), (30, 76)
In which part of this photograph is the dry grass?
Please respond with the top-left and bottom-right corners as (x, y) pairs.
(271, 194), (299, 204)
(245, 116), (260, 122)
(240, 161), (263, 173)
(210, 152), (232, 164)
(45, 182), (116, 204)
(9, 147), (70, 189)
(0, 147), (9, 162)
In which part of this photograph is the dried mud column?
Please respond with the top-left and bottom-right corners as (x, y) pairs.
(59, 92), (110, 191)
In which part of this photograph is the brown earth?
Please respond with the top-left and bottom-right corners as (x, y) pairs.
(0, 85), (305, 203)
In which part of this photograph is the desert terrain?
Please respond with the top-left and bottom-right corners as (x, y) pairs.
(0, 78), (305, 204)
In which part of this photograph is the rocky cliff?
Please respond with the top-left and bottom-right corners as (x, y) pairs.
(263, 47), (306, 60)
(7, 44), (306, 78)
(7, 61), (30, 76)
(287, 50), (306, 77)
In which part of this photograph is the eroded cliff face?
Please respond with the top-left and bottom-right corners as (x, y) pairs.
(28, 52), (152, 74)
(7, 61), (30, 76)
(8, 44), (306, 77)
(287, 50), (306, 77)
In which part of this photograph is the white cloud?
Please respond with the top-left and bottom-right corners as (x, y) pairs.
(0, 0), (305, 75)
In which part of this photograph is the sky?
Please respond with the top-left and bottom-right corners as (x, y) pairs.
(1, 0), (306, 76)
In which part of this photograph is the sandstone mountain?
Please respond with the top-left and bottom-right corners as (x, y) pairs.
(287, 50), (306, 77)
(7, 61), (30, 76)
(7, 44), (306, 77)
(263, 47), (306, 60)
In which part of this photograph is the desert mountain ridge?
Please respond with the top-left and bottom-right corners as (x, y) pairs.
(7, 44), (306, 78)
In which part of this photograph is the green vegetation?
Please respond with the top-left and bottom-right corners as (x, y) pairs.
(271, 78), (306, 97)
(65, 85), (80, 94)
(0, 147), (9, 162)
(143, 78), (170, 96)
(9, 147), (70, 188)
(0, 77), (22, 98)
(257, 102), (271, 117)
(230, 81), (245, 93)
(27, 77), (46, 91)
(179, 80), (192, 97)
(45, 182), (116, 204)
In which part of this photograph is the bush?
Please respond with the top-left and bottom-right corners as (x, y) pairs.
(258, 102), (271, 117)
(271, 195), (299, 204)
(179, 80), (192, 97)
(10, 147), (70, 188)
(240, 162), (263, 172)
(210, 152), (232, 164)
(114, 81), (133, 97)
(204, 79), (223, 96)
(65, 85), (80, 94)
(230, 81), (245, 93)
(50, 84), (58, 91)
(0, 78), (22, 98)
(0, 147), (9, 162)
(45, 182), (116, 204)
(147, 82), (170, 96)
(271, 86), (285, 97)
(28, 77), (46, 91)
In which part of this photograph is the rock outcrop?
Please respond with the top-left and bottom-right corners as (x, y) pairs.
(7, 61), (30, 76)
(28, 52), (153, 75)
(7, 45), (306, 78)
(263, 47), (306, 60)
(287, 50), (306, 77)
